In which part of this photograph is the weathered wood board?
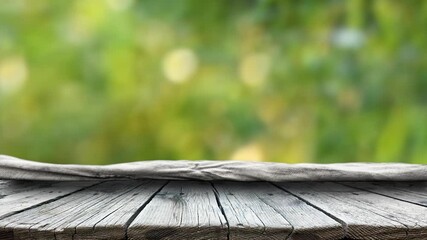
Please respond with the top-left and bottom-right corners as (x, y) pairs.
(214, 181), (344, 240)
(342, 181), (427, 206)
(1, 180), (427, 240)
(0, 180), (165, 240)
(0, 180), (98, 219)
(278, 182), (427, 240)
(128, 181), (228, 240)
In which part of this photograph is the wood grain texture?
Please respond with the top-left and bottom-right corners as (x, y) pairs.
(334, 182), (427, 239)
(2, 180), (427, 240)
(0, 180), (165, 240)
(279, 182), (427, 240)
(0, 180), (97, 219)
(278, 182), (409, 240)
(214, 182), (345, 240)
(342, 181), (427, 206)
(70, 180), (166, 240)
(341, 181), (427, 239)
(128, 181), (228, 240)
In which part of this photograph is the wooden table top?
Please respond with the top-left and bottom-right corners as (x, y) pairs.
(0, 180), (426, 240)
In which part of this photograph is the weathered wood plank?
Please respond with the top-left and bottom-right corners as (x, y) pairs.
(0, 180), (165, 240)
(214, 182), (345, 240)
(72, 180), (166, 240)
(278, 182), (415, 240)
(342, 181), (427, 206)
(0, 180), (97, 220)
(214, 182), (292, 239)
(3, 180), (427, 240)
(128, 181), (228, 240)
(322, 182), (427, 239)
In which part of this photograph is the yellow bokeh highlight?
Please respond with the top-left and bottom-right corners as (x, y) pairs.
(106, 0), (134, 12)
(231, 143), (264, 162)
(162, 48), (198, 83)
(0, 56), (28, 94)
(239, 53), (271, 87)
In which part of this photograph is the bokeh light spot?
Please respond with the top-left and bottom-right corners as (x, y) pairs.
(162, 48), (198, 83)
(239, 53), (271, 87)
(0, 56), (28, 95)
(231, 143), (264, 162)
(106, 0), (134, 12)
(332, 28), (365, 49)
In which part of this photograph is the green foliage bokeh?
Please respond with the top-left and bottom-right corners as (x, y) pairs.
(1, 0), (427, 164)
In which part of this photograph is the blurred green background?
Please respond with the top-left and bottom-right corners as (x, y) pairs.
(1, 0), (427, 165)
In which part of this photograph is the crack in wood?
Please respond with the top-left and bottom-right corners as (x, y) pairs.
(0, 181), (103, 221)
(273, 182), (350, 238)
(210, 182), (230, 240)
(124, 180), (169, 240)
(1, 180), (427, 239)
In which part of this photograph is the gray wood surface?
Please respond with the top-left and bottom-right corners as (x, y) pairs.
(128, 181), (228, 240)
(1, 180), (427, 240)
(0, 180), (165, 240)
(0, 180), (97, 219)
(279, 182), (427, 240)
(73, 180), (166, 240)
(342, 181), (427, 206)
(214, 182), (344, 240)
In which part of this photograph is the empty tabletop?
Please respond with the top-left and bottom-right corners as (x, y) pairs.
(1, 180), (427, 240)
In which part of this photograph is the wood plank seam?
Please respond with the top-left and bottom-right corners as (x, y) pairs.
(339, 182), (427, 209)
(210, 182), (230, 240)
(69, 184), (141, 239)
(127, 181), (228, 240)
(86, 180), (161, 231)
(213, 182), (298, 239)
(124, 180), (170, 240)
(252, 188), (295, 240)
(276, 182), (413, 239)
(272, 183), (349, 238)
(64, 180), (166, 240)
(254, 191), (295, 239)
(317, 185), (411, 239)
(337, 182), (427, 238)
(0, 181), (104, 222)
(4, 180), (426, 240)
(0, 180), (167, 240)
(0, 181), (104, 240)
